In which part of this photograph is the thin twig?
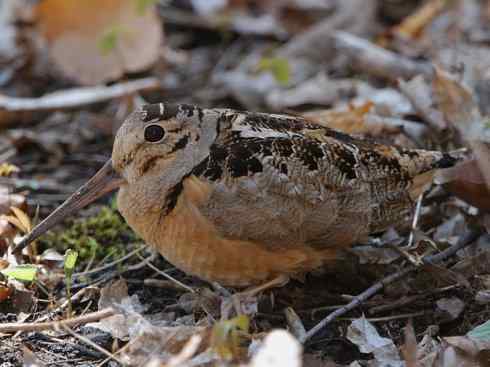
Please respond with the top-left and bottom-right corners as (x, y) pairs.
(72, 251), (158, 290)
(0, 307), (115, 333)
(368, 284), (458, 314)
(137, 253), (195, 293)
(302, 229), (482, 343)
(143, 278), (190, 292)
(73, 245), (147, 278)
(96, 337), (137, 367)
(0, 77), (161, 126)
(339, 311), (426, 322)
(332, 31), (433, 81)
(36, 287), (99, 323)
(407, 193), (424, 249)
(59, 323), (124, 365)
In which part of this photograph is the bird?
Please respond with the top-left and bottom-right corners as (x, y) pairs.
(16, 103), (460, 287)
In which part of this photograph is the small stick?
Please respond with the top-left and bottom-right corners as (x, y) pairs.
(59, 323), (124, 365)
(138, 254), (195, 294)
(302, 229), (481, 343)
(73, 245), (147, 278)
(0, 78), (161, 126)
(332, 31), (433, 81)
(368, 284), (457, 314)
(340, 311), (425, 323)
(0, 307), (115, 333)
(407, 193), (424, 249)
(143, 278), (190, 292)
(36, 287), (99, 323)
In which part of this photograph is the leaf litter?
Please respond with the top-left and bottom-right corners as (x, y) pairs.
(1, 0), (490, 366)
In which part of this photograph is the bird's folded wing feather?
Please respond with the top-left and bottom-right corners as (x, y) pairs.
(190, 111), (457, 247)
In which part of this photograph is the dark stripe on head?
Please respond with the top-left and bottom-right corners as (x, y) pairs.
(142, 103), (180, 122)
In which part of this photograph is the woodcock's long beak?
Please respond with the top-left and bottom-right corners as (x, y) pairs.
(13, 159), (125, 254)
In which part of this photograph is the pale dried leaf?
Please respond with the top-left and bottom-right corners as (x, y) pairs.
(432, 67), (484, 140)
(401, 322), (417, 367)
(347, 316), (403, 367)
(435, 159), (490, 212)
(393, 0), (446, 40)
(22, 346), (46, 367)
(10, 207), (32, 233)
(284, 307), (306, 342)
(249, 330), (302, 367)
(35, 0), (163, 85)
(436, 297), (465, 321)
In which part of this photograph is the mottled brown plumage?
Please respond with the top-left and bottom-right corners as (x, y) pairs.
(18, 103), (459, 286)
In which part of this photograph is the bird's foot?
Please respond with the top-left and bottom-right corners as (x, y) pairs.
(231, 275), (289, 315)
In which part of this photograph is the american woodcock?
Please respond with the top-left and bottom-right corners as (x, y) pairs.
(17, 103), (460, 286)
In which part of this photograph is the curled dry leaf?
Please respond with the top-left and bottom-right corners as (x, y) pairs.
(35, 0), (163, 85)
(347, 316), (403, 366)
(0, 284), (12, 303)
(392, 0), (447, 40)
(0, 184), (27, 250)
(431, 68), (490, 213)
(304, 102), (375, 135)
(401, 322), (417, 367)
(436, 297), (465, 322)
(435, 159), (490, 212)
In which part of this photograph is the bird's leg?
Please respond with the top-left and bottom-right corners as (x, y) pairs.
(240, 274), (290, 297)
(232, 275), (290, 315)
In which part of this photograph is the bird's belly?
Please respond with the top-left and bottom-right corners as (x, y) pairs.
(118, 176), (334, 286)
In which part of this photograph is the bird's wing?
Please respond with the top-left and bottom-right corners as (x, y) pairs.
(191, 110), (457, 247)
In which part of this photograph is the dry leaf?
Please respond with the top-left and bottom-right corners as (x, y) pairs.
(436, 297), (465, 321)
(432, 68), (482, 137)
(35, 0), (163, 85)
(0, 188), (26, 215)
(432, 67), (490, 199)
(439, 336), (490, 367)
(9, 207), (32, 233)
(0, 284), (12, 303)
(347, 316), (403, 366)
(392, 0), (446, 40)
(0, 163), (20, 177)
(401, 322), (417, 367)
(435, 159), (490, 212)
(249, 330), (302, 367)
(304, 103), (374, 135)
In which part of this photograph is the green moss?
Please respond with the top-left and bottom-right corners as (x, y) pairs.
(39, 204), (138, 262)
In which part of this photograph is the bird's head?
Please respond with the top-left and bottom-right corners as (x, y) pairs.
(112, 103), (218, 186)
(14, 103), (220, 253)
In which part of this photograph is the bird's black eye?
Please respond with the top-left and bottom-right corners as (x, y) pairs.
(144, 124), (165, 143)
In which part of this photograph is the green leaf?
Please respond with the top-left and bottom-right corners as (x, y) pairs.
(211, 315), (249, 359)
(1, 264), (38, 282)
(484, 119), (490, 130)
(98, 26), (125, 55)
(468, 320), (490, 341)
(257, 57), (290, 86)
(135, 0), (159, 15)
(64, 249), (78, 278)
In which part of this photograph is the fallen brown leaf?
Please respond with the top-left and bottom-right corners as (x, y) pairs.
(401, 322), (417, 367)
(435, 159), (490, 212)
(35, 0), (163, 85)
(432, 67), (490, 207)
(392, 0), (447, 40)
(0, 284), (12, 303)
(304, 103), (376, 135)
